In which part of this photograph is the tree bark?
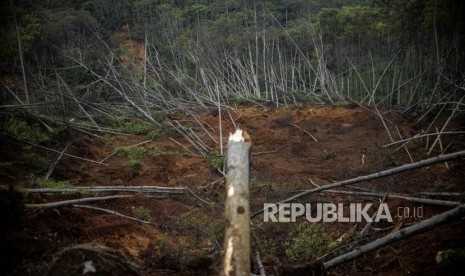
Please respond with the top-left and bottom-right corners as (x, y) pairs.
(251, 149), (465, 218)
(324, 204), (465, 269)
(222, 129), (251, 276)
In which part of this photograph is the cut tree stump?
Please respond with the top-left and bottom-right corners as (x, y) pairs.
(222, 129), (252, 276)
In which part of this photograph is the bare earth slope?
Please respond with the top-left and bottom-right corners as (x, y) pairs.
(1, 104), (464, 275)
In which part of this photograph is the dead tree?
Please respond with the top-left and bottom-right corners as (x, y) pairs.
(324, 204), (465, 269)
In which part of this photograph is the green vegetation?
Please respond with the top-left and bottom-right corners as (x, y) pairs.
(115, 146), (147, 158)
(0, 0), (461, 122)
(127, 159), (142, 169)
(116, 144), (176, 164)
(36, 178), (71, 189)
(265, 186), (283, 201)
(183, 123), (202, 132)
(250, 178), (269, 189)
(131, 206), (153, 222)
(282, 179), (306, 190)
(436, 248), (465, 267)
(147, 130), (162, 141)
(150, 146), (168, 156)
(285, 223), (333, 261)
(251, 222), (296, 261)
(0, 116), (49, 144)
(116, 146), (147, 169)
(18, 150), (51, 174)
(1, 1), (463, 273)
(181, 207), (224, 248)
(206, 152), (226, 171)
(153, 233), (172, 254)
(433, 179), (452, 192)
(0, 161), (15, 168)
(118, 121), (153, 135)
(151, 232), (182, 271)
(99, 116), (154, 135)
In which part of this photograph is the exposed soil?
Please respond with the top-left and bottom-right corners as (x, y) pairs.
(1, 104), (465, 275)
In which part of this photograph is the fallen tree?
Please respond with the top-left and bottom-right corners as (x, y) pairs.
(25, 195), (133, 208)
(323, 204), (465, 269)
(317, 189), (461, 207)
(251, 149), (465, 217)
(25, 185), (211, 207)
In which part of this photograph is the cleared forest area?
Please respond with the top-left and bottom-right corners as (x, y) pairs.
(1, 0), (465, 275)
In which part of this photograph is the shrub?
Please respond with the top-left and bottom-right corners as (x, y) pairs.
(19, 150), (51, 174)
(115, 146), (147, 158)
(132, 206), (153, 222)
(37, 178), (71, 189)
(148, 130), (161, 140)
(285, 223), (332, 261)
(434, 179), (451, 192)
(436, 248), (465, 267)
(1, 116), (49, 144)
(119, 121), (153, 135)
(115, 146), (147, 169)
(128, 159), (142, 169)
(206, 152), (225, 171)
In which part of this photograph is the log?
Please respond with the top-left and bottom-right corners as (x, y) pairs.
(323, 204), (465, 269)
(25, 195), (132, 208)
(251, 149), (465, 218)
(222, 129), (252, 276)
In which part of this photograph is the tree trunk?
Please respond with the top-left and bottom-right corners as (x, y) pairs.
(222, 129), (251, 276)
(324, 204), (465, 269)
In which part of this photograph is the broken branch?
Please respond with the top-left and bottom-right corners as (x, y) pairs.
(251, 149), (465, 217)
(323, 204), (465, 269)
(25, 195), (133, 208)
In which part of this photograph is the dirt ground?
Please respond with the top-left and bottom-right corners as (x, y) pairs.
(1, 104), (465, 275)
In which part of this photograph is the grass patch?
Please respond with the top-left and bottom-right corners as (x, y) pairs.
(0, 161), (15, 168)
(148, 130), (162, 140)
(132, 206), (153, 222)
(115, 146), (147, 158)
(285, 223), (332, 261)
(181, 207), (224, 247)
(128, 159), (142, 169)
(120, 121), (152, 135)
(282, 179), (306, 190)
(18, 150), (51, 174)
(436, 248), (465, 267)
(434, 179), (452, 192)
(102, 115), (153, 135)
(206, 152), (226, 171)
(36, 178), (71, 189)
(250, 178), (269, 189)
(251, 222), (295, 261)
(151, 146), (168, 156)
(183, 123), (202, 132)
(115, 146), (146, 169)
(1, 116), (50, 144)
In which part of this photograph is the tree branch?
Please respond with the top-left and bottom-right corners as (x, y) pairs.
(25, 195), (133, 208)
(324, 204), (465, 269)
(251, 149), (465, 217)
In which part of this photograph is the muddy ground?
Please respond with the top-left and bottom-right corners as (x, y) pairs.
(1, 104), (465, 275)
